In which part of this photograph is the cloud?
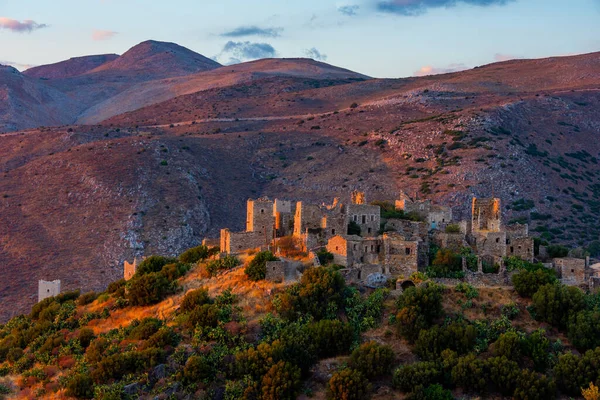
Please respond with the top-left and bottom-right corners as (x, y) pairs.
(218, 41), (277, 63)
(338, 5), (360, 16)
(413, 63), (469, 76)
(304, 48), (328, 61)
(0, 60), (36, 70)
(220, 26), (283, 38)
(376, 0), (514, 16)
(92, 30), (118, 41)
(0, 17), (48, 33)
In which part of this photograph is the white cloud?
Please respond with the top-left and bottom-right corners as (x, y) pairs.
(0, 17), (48, 33)
(92, 30), (118, 41)
(413, 63), (469, 76)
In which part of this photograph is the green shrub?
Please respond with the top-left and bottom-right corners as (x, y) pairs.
(410, 384), (454, 400)
(554, 348), (600, 396)
(274, 267), (346, 321)
(546, 245), (569, 259)
(347, 221), (362, 236)
(179, 245), (212, 264)
(186, 304), (219, 329)
(455, 283), (478, 299)
(128, 318), (163, 340)
(393, 362), (441, 392)
(206, 255), (240, 277)
(66, 374), (95, 399)
(106, 279), (126, 296)
(184, 354), (212, 383)
(308, 320), (354, 358)
(136, 255), (177, 276)
(523, 329), (551, 372)
(180, 288), (212, 313)
(92, 348), (165, 382)
(396, 283), (444, 343)
(77, 291), (98, 306)
(445, 224), (460, 233)
(317, 249), (335, 265)
(486, 356), (520, 395)
(427, 249), (463, 278)
(513, 369), (556, 400)
(327, 368), (371, 400)
(127, 272), (172, 306)
(245, 251), (278, 281)
(349, 341), (395, 378)
(512, 269), (556, 298)
(532, 284), (586, 329)
(567, 310), (600, 352)
(85, 337), (109, 363)
(260, 361), (302, 400)
(234, 342), (278, 379)
(450, 353), (487, 393)
(492, 331), (523, 362)
(77, 328), (95, 349)
(414, 322), (477, 360)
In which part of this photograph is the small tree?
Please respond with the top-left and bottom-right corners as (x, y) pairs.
(245, 251), (278, 281)
(327, 368), (371, 400)
(261, 361), (302, 400)
(66, 374), (95, 399)
(180, 288), (212, 313)
(349, 341), (395, 378)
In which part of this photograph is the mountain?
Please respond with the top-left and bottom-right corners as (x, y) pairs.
(23, 54), (119, 80)
(1, 49), (600, 321)
(0, 65), (79, 131)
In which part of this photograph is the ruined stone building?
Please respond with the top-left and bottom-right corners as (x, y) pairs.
(395, 192), (452, 231)
(468, 198), (534, 264)
(347, 191), (381, 237)
(293, 198), (348, 251)
(221, 198), (275, 254)
(124, 258), (139, 281)
(38, 280), (61, 302)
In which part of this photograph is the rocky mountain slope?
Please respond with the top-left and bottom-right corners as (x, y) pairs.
(23, 54), (119, 80)
(0, 49), (599, 321)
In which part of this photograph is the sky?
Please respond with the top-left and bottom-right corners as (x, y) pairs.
(0, 0), (599, 78)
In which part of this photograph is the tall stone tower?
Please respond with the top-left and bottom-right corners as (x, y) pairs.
(351, 190), (366, 205)
(246, 198), (275, 240)
(471, 198), (501, 232)
(38, 280), (61, 302)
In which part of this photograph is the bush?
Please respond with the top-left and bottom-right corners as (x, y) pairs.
(554, 348), (600, 396)
(245, 251), (278, 281)
(455, 283), (478, 299)
(347, 221), (362, 236)
(180, 288), (212, 313)
(512, 269), (556, 298)
(486, 356), (520, 395)
(410, 384), (454, 400)
(184, 355), (212, 383)
(414, 322), (477, 360)
(206, 255), (240, 277)
(546, 245), (569, 259)
(523, 329), (551, 372)
(86, 337), (109, 363)
(327, 368), (371, 400)
(92, 348), (165, 382)
(396, 283), (444, 343)
(317, 249), (335, 265)
(450, 353), (487, 393)
(66, 373), (95, 399)
(445, 224), (460, 233)
(136, 255), (177, 276)
(77, 291), (98, 306)
(106, 279), (126, 296)
(568, 310), (600, 352)
(128, 318), (162, 340)
(492, 331), (523, 362)
(179, 245), (213, 264)
(532, 284), (586, 329)
(428, 249), (463, 278)
(308, 320), (354, 358)
(349, 341), (395, 378)
(127, 272), (172, 306)
(186, 304), (219, 329)
(234, 342), (278, 380)
(393, 362), (441, 392)
(78, 328), (95, 349)
(261, 361), (302, 400)
(275, 267), (346, 321)
(513, 369), (556, 400)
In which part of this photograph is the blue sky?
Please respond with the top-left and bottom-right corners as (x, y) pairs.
(0, 0), (599, 78)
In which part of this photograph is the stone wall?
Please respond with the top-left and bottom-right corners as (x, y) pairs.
(385, 219), (428, 240)
(433, 232), (467, 252)
(220, 229), (266, 254)
(247, 198), (274, 240)
(39, 280), (61, 302)
(428, 206), (453, 231)
(554, 258), (587, 286)
(382, 233), (420, 276)
(507, 237), (534, 262)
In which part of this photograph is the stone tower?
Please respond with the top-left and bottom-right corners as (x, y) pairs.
(124, 258), (139, 281)
(38, 280), (61, 302)
(351, 190), (366, 205)
(246, 198), (275, 239)
(472, 198), (501, 232)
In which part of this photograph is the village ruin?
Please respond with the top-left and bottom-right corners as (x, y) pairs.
(206, 191), (599, 291)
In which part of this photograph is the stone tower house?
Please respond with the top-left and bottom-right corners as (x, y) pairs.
(38, 280), (61, 302)
(124, 258), (139, 281)
(247, 198), (275, 240)
(472, 198), (501, 232)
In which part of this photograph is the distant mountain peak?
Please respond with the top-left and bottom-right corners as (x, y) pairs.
(23, 54), (119, 79)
